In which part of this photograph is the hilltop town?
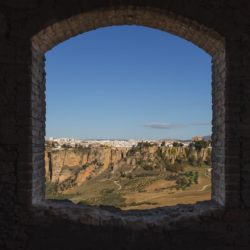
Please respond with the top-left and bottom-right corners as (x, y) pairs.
(46, 136), (210, 149)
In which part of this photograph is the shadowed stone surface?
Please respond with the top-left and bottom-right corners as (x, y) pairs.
(1, 0), (250, 249)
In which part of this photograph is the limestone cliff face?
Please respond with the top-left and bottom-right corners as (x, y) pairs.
(45, 143), (211, 193)
(45, 146), (128, 191)
(111, 144), (210, 177)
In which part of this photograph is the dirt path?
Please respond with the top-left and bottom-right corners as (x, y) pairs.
(114, 180), (122, 191)
(198, 184), (211, 192)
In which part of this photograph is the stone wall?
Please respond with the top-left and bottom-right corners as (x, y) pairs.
(0, 0), (250, 249)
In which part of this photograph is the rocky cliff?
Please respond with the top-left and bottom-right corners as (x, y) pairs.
(45, 142), (211, 194)
(45, 145), (128, 191)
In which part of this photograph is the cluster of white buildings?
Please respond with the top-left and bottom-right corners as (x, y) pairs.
(47, 137), (140, 148)
(84, 140), (139, 148)
(46, 137), (193, 149)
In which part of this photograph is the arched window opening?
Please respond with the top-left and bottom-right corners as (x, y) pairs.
(44, 25), (212, 210)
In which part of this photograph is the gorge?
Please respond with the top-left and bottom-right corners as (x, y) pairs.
(45, 140), (211, 209)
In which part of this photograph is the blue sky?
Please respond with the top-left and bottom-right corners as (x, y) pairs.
(45, 25), (212, 140)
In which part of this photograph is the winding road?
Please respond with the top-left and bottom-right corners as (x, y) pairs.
(114, 180), (122, 191)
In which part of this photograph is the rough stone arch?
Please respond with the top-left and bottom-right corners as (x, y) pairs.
(2, 1), (250, 249)
(0, 0), (250, 250)
(29, 6), (228, 209)
(32, 7), (224, 55)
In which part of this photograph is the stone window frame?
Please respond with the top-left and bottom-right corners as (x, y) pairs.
(24, 6), (236, 225)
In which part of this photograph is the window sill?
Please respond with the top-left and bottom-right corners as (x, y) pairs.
(32, 200), (222, 230)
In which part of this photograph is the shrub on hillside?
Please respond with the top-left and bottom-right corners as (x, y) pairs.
(176, 171), (199, 190)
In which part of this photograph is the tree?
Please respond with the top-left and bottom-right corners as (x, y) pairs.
(194, 140), (208, 151)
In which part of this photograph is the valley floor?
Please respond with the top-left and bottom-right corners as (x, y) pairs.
(46, 165), (211, 210)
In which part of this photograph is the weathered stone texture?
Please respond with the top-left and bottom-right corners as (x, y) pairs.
(0, 0), (250, 249)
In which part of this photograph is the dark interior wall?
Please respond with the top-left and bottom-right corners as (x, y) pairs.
(0, 0), (250, 249)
